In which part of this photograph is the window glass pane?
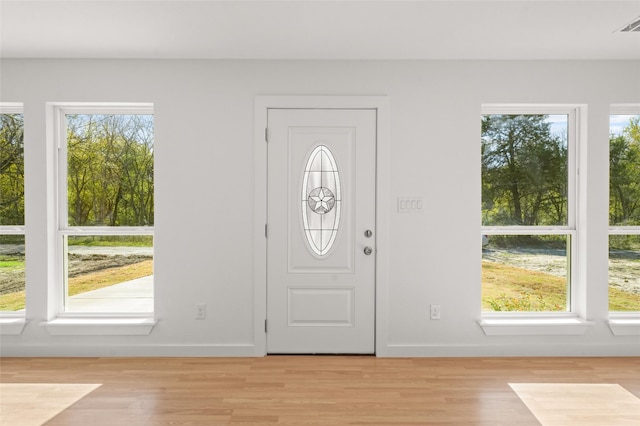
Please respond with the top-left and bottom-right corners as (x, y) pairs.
(0, 113), (25, 226)
(301, 145), (341, 256)
(66, 114), (154, 227)
(0, 234), (26, 312)
(64, 235), (153, 313)
(482, 234), (569, 312)
(609, 234), (640, 312)
(609, 115), (640, 226)
(482, 114), (568, 226)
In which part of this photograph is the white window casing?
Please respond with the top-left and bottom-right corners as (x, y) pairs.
(0, 103), (26, 334)
(43, 103), (156, 335)
(608, 104), (640, 335)
(479, 104), (591, 335)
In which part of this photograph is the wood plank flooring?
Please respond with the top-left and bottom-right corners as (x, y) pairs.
(509, 383), (640, 425)
(1, 356), (639, 425)
(0, 383), (101, 426)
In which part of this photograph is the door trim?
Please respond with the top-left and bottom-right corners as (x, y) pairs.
(253, 96), (390, 356)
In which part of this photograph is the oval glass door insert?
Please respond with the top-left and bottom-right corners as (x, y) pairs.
(301, 145), (341, 256)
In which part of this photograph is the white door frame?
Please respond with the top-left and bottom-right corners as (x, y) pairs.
(253, 96), (390, 356)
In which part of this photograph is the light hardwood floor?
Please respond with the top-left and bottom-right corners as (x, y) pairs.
(1, 356), (639, 425)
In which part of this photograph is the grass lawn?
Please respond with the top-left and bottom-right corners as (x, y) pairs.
(482, 261), (566, 311)
(483, 261), (640, 312)
(0, 260), (153, 311)
(0, 290), (25, 312)
(67, 259), (153, 296)
(0, 259), (24, 269)
(2, 258), (637, 312)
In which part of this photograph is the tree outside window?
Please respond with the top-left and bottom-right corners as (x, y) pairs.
(56, 106), (154, 315)
(609, 112), (640, 312)
(481, 110), (574, 313)
(0, 108), (25, 313)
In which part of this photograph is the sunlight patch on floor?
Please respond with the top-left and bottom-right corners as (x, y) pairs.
(510, 383), (640, 426)
(0, 383), (101, 426)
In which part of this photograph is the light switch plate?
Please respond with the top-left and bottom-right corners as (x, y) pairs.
(398, 197), (424, 213)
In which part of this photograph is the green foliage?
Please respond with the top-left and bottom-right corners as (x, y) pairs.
(0, 114), (25, 226)
(69, 235), (153, 247)
(486, 234), (567, 249)
(66, 114), (154, 227)
(0, 234), (25, 245)
(1, 113), (154, 228)
(610, 234), (640, 251)
(610, 116), (640, 226)
(0, 258), (24, 269)
(482, 114), (567, 226)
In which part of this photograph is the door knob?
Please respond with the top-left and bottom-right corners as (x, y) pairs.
(364, 246), (373, 255)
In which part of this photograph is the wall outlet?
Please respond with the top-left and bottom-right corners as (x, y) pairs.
(430, 304), (441, 320)
(196, 304), (206, 320)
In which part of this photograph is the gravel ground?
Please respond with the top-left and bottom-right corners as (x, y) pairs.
(609, 250), (640, 294)
(483, 247), (640, 294)
(0, 245), (152, 295)
(483, 248), (569, 278)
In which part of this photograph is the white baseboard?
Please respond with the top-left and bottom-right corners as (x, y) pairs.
(0, 344), (263, 357)
(2, 343), (637, 358)
(379, 343), (640, 357)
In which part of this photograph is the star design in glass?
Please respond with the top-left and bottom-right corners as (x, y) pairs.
(308, 187), (336, 215)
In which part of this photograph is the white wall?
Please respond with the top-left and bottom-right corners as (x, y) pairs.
(1, 59), (639, 356)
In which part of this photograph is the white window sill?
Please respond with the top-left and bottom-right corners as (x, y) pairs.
(478, 317), (593, 336)
(607, 318), (640, 336)
(0, 317), (27, 335)
(43, 318), (156, 336)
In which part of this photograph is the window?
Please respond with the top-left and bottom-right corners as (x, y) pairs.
(481, 106), (578, 313)
(55, 104), (154, 315)
(609, 108), (640, 313)
(302, 145), (342, 257)
(0, 104), (25, 314)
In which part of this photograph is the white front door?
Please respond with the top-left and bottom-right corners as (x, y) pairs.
(267, 108), (376, 354)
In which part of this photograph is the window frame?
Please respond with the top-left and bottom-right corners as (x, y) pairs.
(608, 104), (640, 324)
(0, 103), (26, 323)
(53, 103), (154, 319)
(480, 104), (586, 329)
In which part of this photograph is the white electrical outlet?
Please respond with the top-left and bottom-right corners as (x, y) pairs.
(196, 304), (206, 320)
(430, 304), (441, 320)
